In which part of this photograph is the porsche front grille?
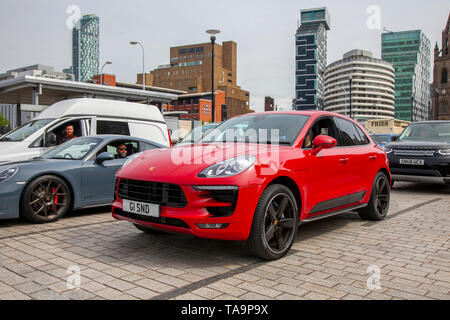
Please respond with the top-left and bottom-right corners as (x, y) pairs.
(117, 179), (187, 208)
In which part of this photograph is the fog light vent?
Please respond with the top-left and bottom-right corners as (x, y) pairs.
(196, 223), (229, 229)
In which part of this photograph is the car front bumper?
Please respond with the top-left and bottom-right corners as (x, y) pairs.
(112, 184), (262, 241)
(0, 181), (24, 219)
(388, 153), (450, 184)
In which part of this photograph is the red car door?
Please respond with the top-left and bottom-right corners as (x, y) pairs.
(333, 116), (372, 204)
(298, 116), (351, 218)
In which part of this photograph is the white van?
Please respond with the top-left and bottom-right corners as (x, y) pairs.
(0, 98), (171, 163)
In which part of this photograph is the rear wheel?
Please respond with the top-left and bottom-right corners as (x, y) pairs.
(245, 184), (299, 260)
(21, 175), (72, 223)
(358, 172), (390, 221)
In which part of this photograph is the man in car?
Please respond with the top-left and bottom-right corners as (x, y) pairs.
(59, 124), (78, 144)
(116, 144), (128, 158)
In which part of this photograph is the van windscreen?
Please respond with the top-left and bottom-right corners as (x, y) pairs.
(0, 119), (54, 142)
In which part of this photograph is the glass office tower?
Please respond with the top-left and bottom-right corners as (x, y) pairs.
(72, 14), (100, 82)
(294, 7), (330, 110)
(382, 30), (431, 121)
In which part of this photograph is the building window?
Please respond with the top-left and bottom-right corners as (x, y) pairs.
(442, 68), (448, 83)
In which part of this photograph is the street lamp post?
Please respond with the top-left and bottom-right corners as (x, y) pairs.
(206, 29), (220, 122)
(130, 41), (145, 91)
(100, 61), (112, 85)
(348, 75), (353, 119)
(410, 94), (414, 122)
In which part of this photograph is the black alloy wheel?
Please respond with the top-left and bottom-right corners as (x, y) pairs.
(21, 175), (72, 223)
(246, 184), (299, 260)
(358, 172), (390, 221)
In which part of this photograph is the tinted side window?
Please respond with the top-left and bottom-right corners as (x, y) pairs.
(354, 125), (370, 145)
(335, 118), (361, 146)
(97, 121), (130, 136)
(141, 142), (157, 151)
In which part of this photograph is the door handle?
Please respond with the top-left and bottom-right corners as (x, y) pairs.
(369, 155), (377, 160)
(339, 158), (349, 164)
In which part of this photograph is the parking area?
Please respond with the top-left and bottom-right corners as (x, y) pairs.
(0, 182), (449, 300)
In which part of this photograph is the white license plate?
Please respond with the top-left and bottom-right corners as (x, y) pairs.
(123, 199), (160, 217)
(399, 159), (424, 166)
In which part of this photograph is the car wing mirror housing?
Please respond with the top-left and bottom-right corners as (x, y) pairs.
(311, 135), (337, 156)
(95, 152), (115, 164)
(390, 136), (398, 142)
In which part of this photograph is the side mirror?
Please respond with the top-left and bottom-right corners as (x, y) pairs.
(390, 136), (398, 142)
(311, 135), (337, 156)
(171, 135), (180, 145)
(95, 152), (115, 164)
(45, 133), (57, 147)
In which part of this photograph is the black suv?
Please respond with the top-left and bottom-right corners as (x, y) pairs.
(383, 121), (450, 185)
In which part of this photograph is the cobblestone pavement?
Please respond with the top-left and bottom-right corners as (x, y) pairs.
(0, 182), (449, 300)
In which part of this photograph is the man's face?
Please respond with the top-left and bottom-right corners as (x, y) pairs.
(117, 145), (127, 157)
(66, 126), (74, 137)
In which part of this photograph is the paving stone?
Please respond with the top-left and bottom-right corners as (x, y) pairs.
(125, 286), (159, 300)
(94, 287), (124, 299)
(30, 289), (70, 300)
(15, 281), (46, 294)
(0, 290), (31, 300)
(0, 188), (448, 301)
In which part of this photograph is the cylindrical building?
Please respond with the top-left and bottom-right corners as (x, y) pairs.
(324, 50), (395, 123)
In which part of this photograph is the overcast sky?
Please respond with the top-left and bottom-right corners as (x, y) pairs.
(0, 0), (449, 112)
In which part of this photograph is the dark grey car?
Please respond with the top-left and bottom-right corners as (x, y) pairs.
(0, 135), (164, 223)
(383, 121), (450, 185)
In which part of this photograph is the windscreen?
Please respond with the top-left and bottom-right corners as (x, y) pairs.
(0, 119), (54, 142)
(201, 114), (310, 145)
(41, 137), (101, 160)
(398, 123), (450, 143)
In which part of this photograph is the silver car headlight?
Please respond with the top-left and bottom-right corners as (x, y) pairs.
(198, 155), (256, 178)
(121, 152), (143, 169)
(382, 146), (393, 154)
(437, 149), (450, 156)
(0, 166), (19, 183)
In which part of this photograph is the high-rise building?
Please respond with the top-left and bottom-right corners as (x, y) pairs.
(382, 30), (431, 121)
(324, 50), (395, 124)
(432, 14), (450, 120)
(144, 41), (251, 119)
(294, 7), (330, 110)
(264, 96), (274, 111)
(72, 14), (100, 82)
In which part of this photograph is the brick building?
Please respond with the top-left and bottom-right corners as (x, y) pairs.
(264, 96), (275, 111)
(138, 41), (252, 119)
(433, 14), (450, 120)
(164, 91), (226, 122)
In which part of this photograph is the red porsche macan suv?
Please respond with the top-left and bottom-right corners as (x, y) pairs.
(112, 111), (391, 260)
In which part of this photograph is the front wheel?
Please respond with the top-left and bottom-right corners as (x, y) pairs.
(20, 175), (72, 223)
(358, 172), (390, 221)
(245, 184), (299, 260)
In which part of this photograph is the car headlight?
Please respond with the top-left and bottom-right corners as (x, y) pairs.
(0, 166), (19, 183)
(437, 149), (450, 156)
(121, 152), (143, 169)
(198, 155), (256, 178)
(382, 146), (393, 154)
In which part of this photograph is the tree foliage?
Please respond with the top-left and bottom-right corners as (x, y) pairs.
(0, 114), (9, 127)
